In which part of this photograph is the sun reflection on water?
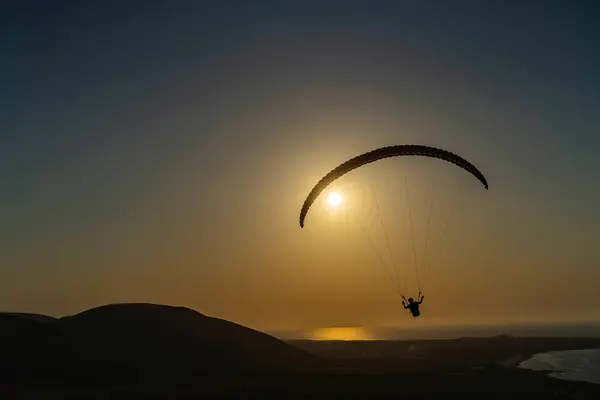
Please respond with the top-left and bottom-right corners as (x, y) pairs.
(309, 326), (373, 341)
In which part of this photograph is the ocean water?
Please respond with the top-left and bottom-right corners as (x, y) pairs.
(519, 349), (600, 385)
(270, 323), (600, 341)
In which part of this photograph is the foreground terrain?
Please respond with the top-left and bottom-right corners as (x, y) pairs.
(2, 305), (599, 398)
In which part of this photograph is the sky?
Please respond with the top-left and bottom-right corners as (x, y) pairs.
(1, 1), (599, 333)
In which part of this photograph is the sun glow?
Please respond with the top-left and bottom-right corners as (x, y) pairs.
(327, 191), (343, 208)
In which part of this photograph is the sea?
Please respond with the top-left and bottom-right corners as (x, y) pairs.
(270, 322), (600, 341)
(269, 323), (600, 385)
(518, 349), (600, 385)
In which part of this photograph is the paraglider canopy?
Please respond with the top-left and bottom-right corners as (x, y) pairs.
(299, 145), (488, 228)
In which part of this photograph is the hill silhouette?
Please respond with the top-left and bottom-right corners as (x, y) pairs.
(0, 312), (63, 382)
(0, 312), (57, 323)
(2, 310), (600, 398)
(0, 303), (320, 382)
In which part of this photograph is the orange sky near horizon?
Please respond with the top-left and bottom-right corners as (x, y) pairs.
(3, 127), (599, 333)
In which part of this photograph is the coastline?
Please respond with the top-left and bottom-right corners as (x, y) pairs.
(498, 353), (531, 368)
(502, 346), (600, 369)
(514, 347), (600, 385)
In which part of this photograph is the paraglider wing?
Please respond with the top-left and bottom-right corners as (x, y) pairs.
(299, 145), (488, 228)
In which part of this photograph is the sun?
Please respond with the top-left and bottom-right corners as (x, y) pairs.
(327, 191), (343, 208)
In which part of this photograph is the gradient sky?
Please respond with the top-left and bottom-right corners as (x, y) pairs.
(2, 1), (599, 332)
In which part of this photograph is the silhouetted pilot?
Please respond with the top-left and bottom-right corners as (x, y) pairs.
(402, 293), (424, 317)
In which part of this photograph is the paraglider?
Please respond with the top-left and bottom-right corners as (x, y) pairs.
(403, 293), (424, 317)
(298, 144), (488, 318)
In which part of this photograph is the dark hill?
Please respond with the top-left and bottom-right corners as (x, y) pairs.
(1, 303), (320, 382)
(0, 312), (57, 323)
(59, 303), (319, 378)
(0, 312), (63, 380)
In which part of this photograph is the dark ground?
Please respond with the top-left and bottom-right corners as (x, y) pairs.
(5, 336), (600, 399)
